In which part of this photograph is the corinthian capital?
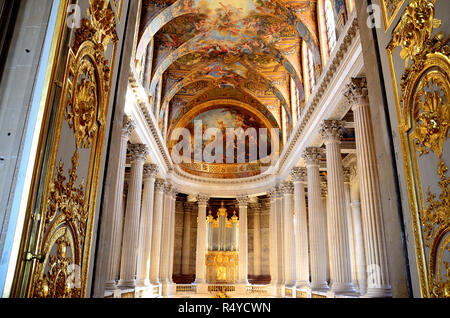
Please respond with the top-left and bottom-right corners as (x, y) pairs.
(344, 77), (369, 108)
(122, 116), (136, 137)
(143, 164), (158, 179)
(320, 120), (345, 142)
(281, 182), (294, 195)
(197, 194), (210, 206)
(128, 143), (149, 162)
(303, 147), (323, 166)
(343, 167), (351, 183)
(155, 178), (166, 192)
(184, 202), (196, 213)
(236, 195), (249, 207)
(291, 167), (307, 183)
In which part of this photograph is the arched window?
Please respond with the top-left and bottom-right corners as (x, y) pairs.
(307, 46), (315, 92)
(325, 0), (337, 54)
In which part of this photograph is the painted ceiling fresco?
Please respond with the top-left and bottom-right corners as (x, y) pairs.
(138, 0), (322, 178)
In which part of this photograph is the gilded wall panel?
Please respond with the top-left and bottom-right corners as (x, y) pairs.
(387, 0), (449, 297)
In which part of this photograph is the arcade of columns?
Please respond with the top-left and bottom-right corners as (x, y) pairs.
(104, 77), (392, 298)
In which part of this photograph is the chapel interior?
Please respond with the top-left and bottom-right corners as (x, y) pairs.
(0, 0), (448, 299)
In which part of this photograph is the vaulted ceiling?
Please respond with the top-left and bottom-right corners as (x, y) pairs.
(136, 0), (321, 178)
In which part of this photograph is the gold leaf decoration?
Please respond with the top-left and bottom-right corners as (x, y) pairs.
(388, 0), (449, 298)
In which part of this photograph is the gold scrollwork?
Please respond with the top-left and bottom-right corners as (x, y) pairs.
(388, 0), (449, 298)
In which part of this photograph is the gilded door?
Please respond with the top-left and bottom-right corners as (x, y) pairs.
(12, 0), (119, 298)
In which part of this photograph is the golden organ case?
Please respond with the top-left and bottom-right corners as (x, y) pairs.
(205, 202), (239, 284)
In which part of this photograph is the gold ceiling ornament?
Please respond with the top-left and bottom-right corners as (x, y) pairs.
(388, 0), (449, 298)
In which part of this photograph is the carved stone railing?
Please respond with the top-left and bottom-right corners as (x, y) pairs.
(176, 284), (197, 294)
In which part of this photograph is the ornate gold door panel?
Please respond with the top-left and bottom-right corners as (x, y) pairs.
(12, 0), (118, 298)
(387, 0), (449, 297)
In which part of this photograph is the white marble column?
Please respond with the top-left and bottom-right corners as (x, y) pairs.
(343, 167), (358, 289)
(275, 186), (285, 285)
(149, 179), (165, 285)
(195, 194), (209, 284)
(303, 147), (329, 291)
(268, 189), (279, 286)
(181, 202), (194, 275)
(160, 183), (173, 293)
(105, 116), (135, 290)
(320, 120), (355, 294)
(168, 188), (177, 284)
(136, 164), (158, 287)
(291, 168), (310, 289)
(281, 182), (296, 287)
(321, 181), (331, 284)
(118, 144), (148, 288)
(350, 166), (367, 295)
(345, 77), (391, 297)
(251, 202), (262, 277)
(237, 196), (249, 284)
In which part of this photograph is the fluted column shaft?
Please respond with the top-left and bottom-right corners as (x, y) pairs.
(237, 196), (249, 284)
(346, 77), (391, 297)
(168, 190), (177, 284)
(291, 168), (310, 288)
(181, 203), (193, 275)
(343, 169), (358, 288)
(150, 179), (165, 285)
(268, 190), (279, 285)
(304, 148), (329, 291)
(282, 183), (296, 287)
(350, 166), (367, 294)
(252, 204), (262, 277)
(321, 121), (355, 293)
(105, 117), (135, 290)
(136, 165), (158, 287)
(275, 188), (284, 284)
(160, 183), (172, 288)
(195, 195), (209, 284)
(118, 144), (148, 288)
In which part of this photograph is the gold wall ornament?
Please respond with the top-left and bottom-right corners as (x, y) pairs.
(410, 72), (449, 159)
(32, 229), (81, 298)
(387, 0), (450, 298)
(46, 151), (87, 243)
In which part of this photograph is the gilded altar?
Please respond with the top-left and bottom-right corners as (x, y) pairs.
(205, 203), (239, 284)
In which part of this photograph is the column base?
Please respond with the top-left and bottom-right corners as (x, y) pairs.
(104, 280), (117, 291)
(310, 281), (329, 291)
(117, 279), (136, 289)
(161, 281), (176, 297)
(235, 283), (249, 295)
(195, 282), (208, 294)
(330, 282), (357, 294)
(271, 283), (285, 297)
(296, 281), (311, 289)
(136, 278), (151, 288)
(361, 286), (392, 298)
